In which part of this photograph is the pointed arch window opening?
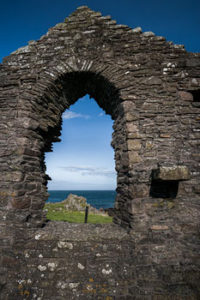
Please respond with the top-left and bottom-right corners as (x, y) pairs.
(44, 94), (117, 219)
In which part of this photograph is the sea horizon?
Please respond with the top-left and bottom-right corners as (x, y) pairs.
(47, 190), (116, 209)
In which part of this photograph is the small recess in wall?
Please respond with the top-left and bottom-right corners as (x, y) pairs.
(190, 89), (200, 102)
(150, 179), (179, 199)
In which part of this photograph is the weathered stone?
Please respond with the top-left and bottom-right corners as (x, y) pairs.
(145, 141), (154, 150)
(178, 91), (193, 101)
(61, 193), (87, 211)
(152, 166), (190, 181)
(0, 6), (200, 299)
(128, 151), (142, 163)
(0, 172), (24, 182)
(132, 26), (142, 33)
(142, 31), (155, 37)
(11, 45), (32, 55)
(151, 225), (169, 230)
(129, 184), (149, 198)
(125, 112), (138, 121)
(146, 76), (163, 85)
(59, 193), (104, 215)
(127, 139), (141, 151)
(127, 132), (142, 139)
(9, 197), (31, 209)
(122, 101), (136, 112)
(126, 123), (139, 133)
(159, 133), (171, 138)
(186, 58), (200, 67)
(191, 78), (199, 86)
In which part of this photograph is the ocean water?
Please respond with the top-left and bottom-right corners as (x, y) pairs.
(47, 190), (116, 209)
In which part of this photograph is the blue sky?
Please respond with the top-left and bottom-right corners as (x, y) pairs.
(1, 0), (199, 190)
(46, 96), (116, 190)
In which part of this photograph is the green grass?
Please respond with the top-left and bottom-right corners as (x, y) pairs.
(44, 202), (113, 224)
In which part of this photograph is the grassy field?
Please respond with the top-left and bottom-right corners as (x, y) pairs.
(44, 202), (113, 224)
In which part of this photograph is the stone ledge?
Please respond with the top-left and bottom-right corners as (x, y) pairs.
(35, 222), (129, 242)
(152, 166), (190, 181)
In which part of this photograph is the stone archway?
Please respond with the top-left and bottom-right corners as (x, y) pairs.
(0, 6), (200, 229)
(22, 70), (127, 225)
(1, 63), (133, 227)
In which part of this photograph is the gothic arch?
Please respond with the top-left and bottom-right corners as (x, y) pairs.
(14, 69), (127, 225)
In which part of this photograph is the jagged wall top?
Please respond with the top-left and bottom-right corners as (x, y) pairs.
(5, 5), (196, 61)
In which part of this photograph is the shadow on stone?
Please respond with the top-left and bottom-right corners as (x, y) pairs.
(150, 179), (179, 199)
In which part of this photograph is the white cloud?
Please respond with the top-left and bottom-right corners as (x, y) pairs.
(98, 112), (104, 117)
(63, 111), (90, 120)
(48, 180), (115, 190)
(60, 166), (116, 178)
(46, 164), (116, 190)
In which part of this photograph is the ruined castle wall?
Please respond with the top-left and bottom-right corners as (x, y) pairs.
(0, 6), (200, 298)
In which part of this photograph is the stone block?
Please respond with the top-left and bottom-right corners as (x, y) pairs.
(127, 132), (142, 139)
(9, 197), (31, 209)
(142, 31), (155, 37)
(186, 58), (200, 67)
(0, 172), (24, 182)
(152, 166), (190, 181)
(127, 140), (141, 151)
(129, 184), (149, 198)
(128, 151), (142, 164)
(159, 134), (171, 138)
(126, 123), (139, 133)
(151, 225), (169, 231)
(121, 101), (136, 113)
(125, 112), (138, 121)
(178, 91), (193, 101)
(145, 76), (162, 85)
(145, 141), (154, 150)
(132, 26), (142, 33)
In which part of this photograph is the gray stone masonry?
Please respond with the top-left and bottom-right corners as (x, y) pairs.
(0, 6), (200, 299)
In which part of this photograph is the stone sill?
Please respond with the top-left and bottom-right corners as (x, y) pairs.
(152, 166), (190, 181)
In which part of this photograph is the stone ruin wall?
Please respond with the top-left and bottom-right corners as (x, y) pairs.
(0, 6), (200, 299)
